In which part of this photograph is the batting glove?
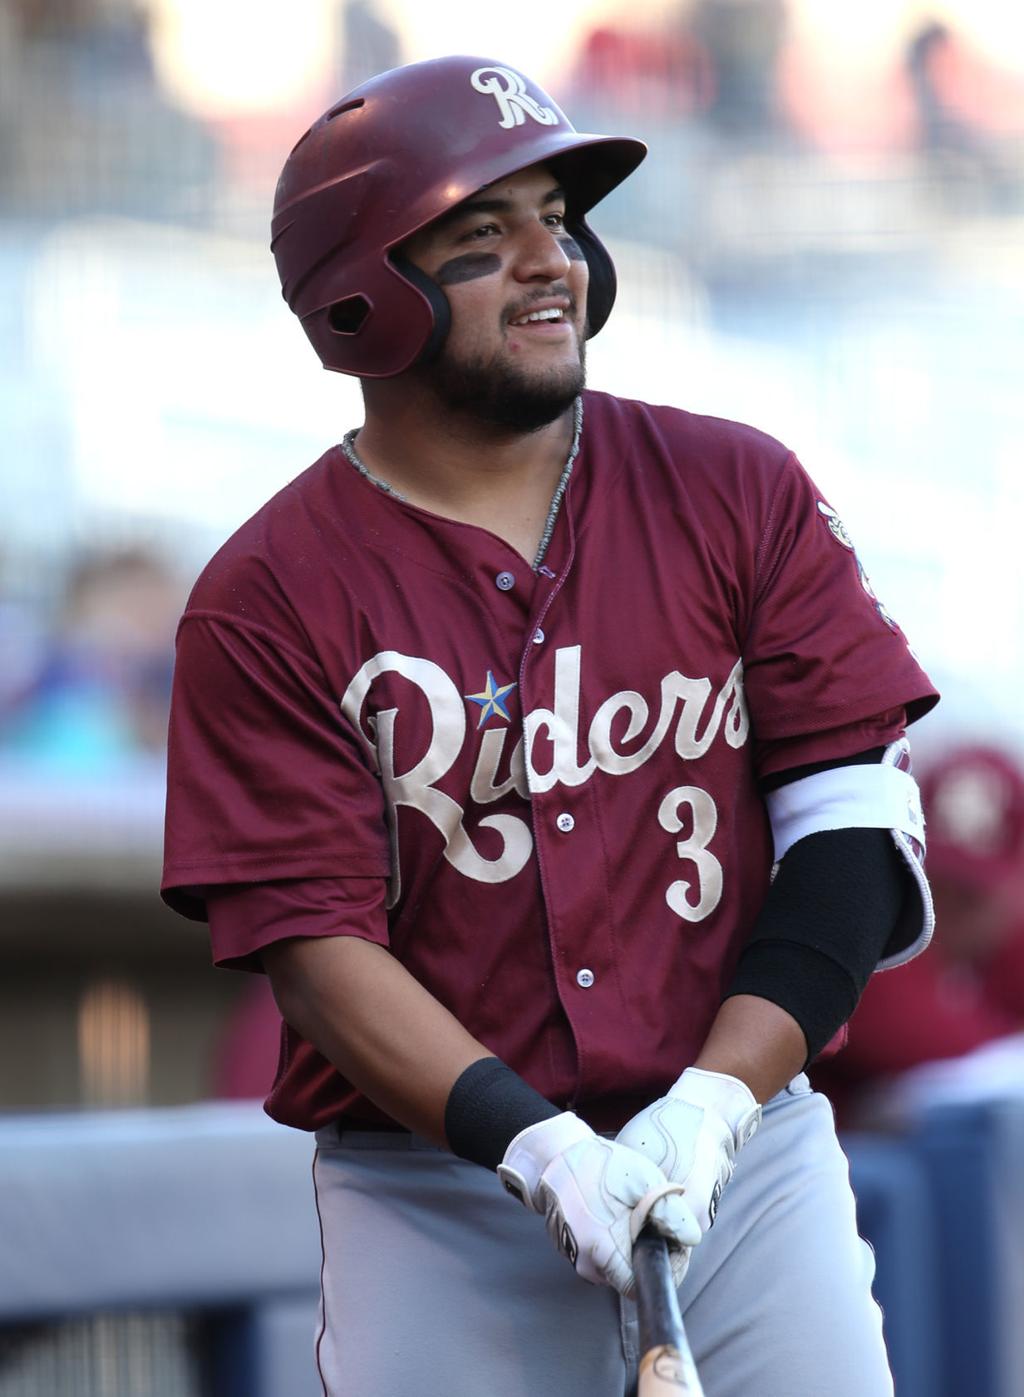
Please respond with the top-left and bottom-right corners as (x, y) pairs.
(616, 1068), (762, 1250)
(497, 1112), (701, 1296)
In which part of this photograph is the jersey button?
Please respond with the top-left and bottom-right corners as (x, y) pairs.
(576, 968), (595, 989)
(532, 627), (545, 644)
(556, 812), (575, 833)
(495, 571), (516, 592)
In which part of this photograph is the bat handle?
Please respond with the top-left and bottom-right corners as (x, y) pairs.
(633, 1227), (705, 1396)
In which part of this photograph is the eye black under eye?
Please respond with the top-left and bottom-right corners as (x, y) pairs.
(435, 252), (502, 286)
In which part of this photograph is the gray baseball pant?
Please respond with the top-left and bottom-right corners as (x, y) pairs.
(311, 1074), (893, 1397)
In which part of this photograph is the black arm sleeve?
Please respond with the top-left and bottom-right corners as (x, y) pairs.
(725, 746), (908, 1064)
(724, 827), (907, 1063)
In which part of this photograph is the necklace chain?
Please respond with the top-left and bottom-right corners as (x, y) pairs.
(339, 431), (407, 502)
(339, 396), (584, 573)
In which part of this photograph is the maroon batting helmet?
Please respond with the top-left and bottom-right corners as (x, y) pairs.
(921, 745), (1024, 893)
(271, 55), (647, 378)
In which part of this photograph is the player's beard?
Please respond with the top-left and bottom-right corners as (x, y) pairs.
(423, 330), (586, 435)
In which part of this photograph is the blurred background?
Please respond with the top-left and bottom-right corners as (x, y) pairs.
(1, 0), (1023, 1393)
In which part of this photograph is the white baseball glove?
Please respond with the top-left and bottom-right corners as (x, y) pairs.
(497, 1112), (700, 1296)
(616, 1068), (762, 1245)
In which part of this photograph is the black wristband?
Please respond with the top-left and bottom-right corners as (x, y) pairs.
(444, 1058), (561, 1171)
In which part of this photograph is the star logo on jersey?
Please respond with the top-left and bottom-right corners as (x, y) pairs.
(465, 671), (516, 727)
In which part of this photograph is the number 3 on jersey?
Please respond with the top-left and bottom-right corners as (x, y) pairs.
(657, 785), (723, 922)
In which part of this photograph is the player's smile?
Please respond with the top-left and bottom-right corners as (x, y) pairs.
(504, 293), (576, 350)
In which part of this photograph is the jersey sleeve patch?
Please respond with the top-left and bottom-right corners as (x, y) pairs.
(817, 500), (898, 632)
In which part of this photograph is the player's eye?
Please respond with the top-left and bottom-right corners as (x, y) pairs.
(461, 222), (500, 242)
(543, 211), (567, 229)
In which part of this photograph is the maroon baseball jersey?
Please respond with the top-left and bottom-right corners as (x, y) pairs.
(163, 390), (938, 1132)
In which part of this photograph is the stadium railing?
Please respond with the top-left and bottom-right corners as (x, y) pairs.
(0, 1097), (1017, 1397)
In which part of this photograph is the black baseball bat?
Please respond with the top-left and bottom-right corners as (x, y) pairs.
(633, 1225), (705, 1396)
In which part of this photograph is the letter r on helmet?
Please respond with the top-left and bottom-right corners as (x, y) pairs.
(470, 66), (559, 129)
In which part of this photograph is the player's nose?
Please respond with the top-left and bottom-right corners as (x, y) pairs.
(511, 219), (572, 282)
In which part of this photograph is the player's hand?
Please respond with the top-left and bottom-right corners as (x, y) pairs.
(497, 1112), (700, 1296)
(616, 1068), (762, 1246)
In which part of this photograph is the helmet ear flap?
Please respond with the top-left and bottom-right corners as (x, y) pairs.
(387, 254), (452, 366)
(573, 218), (617, 339)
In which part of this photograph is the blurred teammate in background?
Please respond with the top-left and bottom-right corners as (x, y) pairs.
(812, 744), (1024, 1124)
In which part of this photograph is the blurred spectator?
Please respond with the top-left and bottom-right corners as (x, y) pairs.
(573, 22), (712, 117)
(687, 0), (789, 142)
(905, 19), (994, 183)
(0, 547), (186, 771)
(904, 18), (1024, 212)
(811, 745), (1024, 1124)
(0, 0), (219, 224)
(907, 20), (975, 157)
(0, 557), (47, 720)
(11, 0), (153, 79)
(334, 0), (401, 93)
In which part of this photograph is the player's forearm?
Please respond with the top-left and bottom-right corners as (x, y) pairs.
(712, 826), (914, 1098)
(692, 994), (808, 1104)
(262, 934), (494, 1145)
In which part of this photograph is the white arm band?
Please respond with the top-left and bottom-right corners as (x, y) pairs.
(767, 758), (925, 861)
(766, 738), (933, 969)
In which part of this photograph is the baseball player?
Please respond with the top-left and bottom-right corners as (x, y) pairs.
(162, 56), (939, 1397)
